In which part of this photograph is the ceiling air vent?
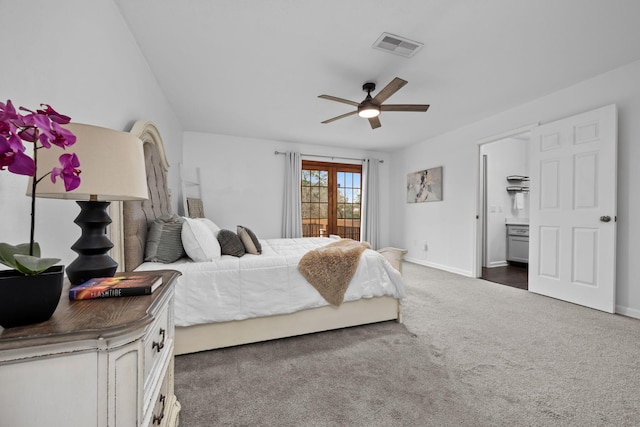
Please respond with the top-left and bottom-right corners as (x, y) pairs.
(372, 32), (423, 58)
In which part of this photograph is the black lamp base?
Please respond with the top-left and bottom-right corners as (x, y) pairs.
(66, 201), (118, 286)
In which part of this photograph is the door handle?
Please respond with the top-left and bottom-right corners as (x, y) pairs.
(600, 215), (611, 222)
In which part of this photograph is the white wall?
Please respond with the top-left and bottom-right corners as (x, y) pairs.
(481, 137), (529, 267)
(183, 132), (391, 245)
(0, 0), (183, 268)
(390, 59), (640, 318)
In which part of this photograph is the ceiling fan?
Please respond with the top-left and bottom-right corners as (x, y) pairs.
(318, 77), (430, 129)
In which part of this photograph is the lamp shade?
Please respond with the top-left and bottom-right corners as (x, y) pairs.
(30, 123), (148, 201)
(27, 123), (149, 285)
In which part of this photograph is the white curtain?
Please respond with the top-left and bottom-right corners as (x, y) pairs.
(282, 151), (302, 238)
(361, 158), (380, 249)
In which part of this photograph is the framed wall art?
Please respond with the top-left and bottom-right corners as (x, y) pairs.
(406, 166), (443, 203)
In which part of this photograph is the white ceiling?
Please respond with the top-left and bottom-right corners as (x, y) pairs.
(115, 0), (640, 152)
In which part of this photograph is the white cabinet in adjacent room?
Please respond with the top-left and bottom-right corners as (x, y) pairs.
(507, 224), (529, 264)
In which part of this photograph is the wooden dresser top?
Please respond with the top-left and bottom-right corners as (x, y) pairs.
(0, 269), (180, 351)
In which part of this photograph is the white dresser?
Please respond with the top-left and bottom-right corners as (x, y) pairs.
(0, 270), (181, 427)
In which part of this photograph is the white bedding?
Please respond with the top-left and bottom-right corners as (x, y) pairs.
(136, 237), (405, 327)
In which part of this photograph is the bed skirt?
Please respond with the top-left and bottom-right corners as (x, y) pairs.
(174, 295), (401, 355)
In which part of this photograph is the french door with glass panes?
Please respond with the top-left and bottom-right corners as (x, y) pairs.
(301, 161), (362, 240)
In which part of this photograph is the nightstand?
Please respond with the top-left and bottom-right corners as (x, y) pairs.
(0, 270), (181, 427)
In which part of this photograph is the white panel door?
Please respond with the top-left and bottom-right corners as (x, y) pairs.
(529, 105), (617, 312)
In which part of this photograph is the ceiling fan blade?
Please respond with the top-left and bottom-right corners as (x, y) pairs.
(368, 116), (381, 129)
(321, 110), (358, 124)
(381, 104), (430, 112)
(372, 77), (408, 104)
(318, 95), (360, 107)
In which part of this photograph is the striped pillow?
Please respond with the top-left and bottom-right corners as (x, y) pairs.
(144, 215), (186, 263)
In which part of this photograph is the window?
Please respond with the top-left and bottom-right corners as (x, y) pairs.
(301, 161), (362, 240)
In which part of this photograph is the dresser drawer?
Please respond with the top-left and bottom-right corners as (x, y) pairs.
(145, 356), (179, 427)
(143, 297), (172, 388)
(147, 365), (170, 427)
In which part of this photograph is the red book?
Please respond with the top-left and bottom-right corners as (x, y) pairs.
(69, 274), (163, 300)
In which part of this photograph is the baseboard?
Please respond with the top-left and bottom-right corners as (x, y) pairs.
(407, 258), (639, 319)
(405, 257), (474, 277)
(487, 261), (509, 268)
(615, 304), (640, 320)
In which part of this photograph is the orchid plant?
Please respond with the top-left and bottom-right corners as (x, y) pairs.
(0, 99), (81, 275)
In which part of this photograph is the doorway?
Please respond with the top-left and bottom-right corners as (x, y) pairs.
(474, 106), (617, 311)
(478, 129), (532, 290)
(301, 161), (362, 240)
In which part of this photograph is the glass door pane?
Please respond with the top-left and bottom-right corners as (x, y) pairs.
(301, 161), (361, 240)
(301, 168), (329, 237)
(337, 171), (361, 240)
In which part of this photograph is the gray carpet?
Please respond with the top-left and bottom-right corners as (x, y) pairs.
(175, 262), (640, 426)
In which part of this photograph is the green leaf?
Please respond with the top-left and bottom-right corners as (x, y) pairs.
(0, 242), (42, 269)
(31, 242), (42, 258)
(0, 244), (15, 269)
(13, 254), (61, 275)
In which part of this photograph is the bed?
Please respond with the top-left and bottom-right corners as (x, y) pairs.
(120, 120), (406, 355)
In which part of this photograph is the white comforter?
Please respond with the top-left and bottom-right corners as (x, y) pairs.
(136, 237), (405, 327)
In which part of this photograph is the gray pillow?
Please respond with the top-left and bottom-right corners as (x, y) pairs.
(217, 229), (246, 257)
(237, 225), (262, 255)
(145, 215), (186, 263)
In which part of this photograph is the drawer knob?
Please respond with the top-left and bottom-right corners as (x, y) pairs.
(152, 328), (166, 353)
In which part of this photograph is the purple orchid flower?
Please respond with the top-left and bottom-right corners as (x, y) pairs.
(0, 132), (35, 175)
(0, 100), (19, 123)
(41, 121), (77, 149)
(36, 104), (72, 125)
(0, 137), (16, 169)
(1, 148), (36, 176)
(1, 99), (81, 265)
(51, 152), (81, 191)
(18, 110), (76, 149)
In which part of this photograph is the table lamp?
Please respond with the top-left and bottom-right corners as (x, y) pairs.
(31, 123), (148, 285)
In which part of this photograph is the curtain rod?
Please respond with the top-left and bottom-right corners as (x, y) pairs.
(274, 151), (383, 163)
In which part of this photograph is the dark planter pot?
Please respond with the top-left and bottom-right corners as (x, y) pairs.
(0, 265), (64, 328)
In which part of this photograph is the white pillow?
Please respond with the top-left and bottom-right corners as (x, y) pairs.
(198, 218), (221, 237)
(181, 217), (221, 261)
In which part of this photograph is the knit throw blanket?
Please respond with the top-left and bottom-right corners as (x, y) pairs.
(298, 239), (370, 306)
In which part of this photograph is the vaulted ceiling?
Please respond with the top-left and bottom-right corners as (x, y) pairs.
(115, 0), (640, 151)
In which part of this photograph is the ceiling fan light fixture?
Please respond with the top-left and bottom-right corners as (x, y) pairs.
(358, 99), (380, 118)
(358, 107), (380, 118)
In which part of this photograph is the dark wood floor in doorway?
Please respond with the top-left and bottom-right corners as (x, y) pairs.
(481, 264), (528, 290)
